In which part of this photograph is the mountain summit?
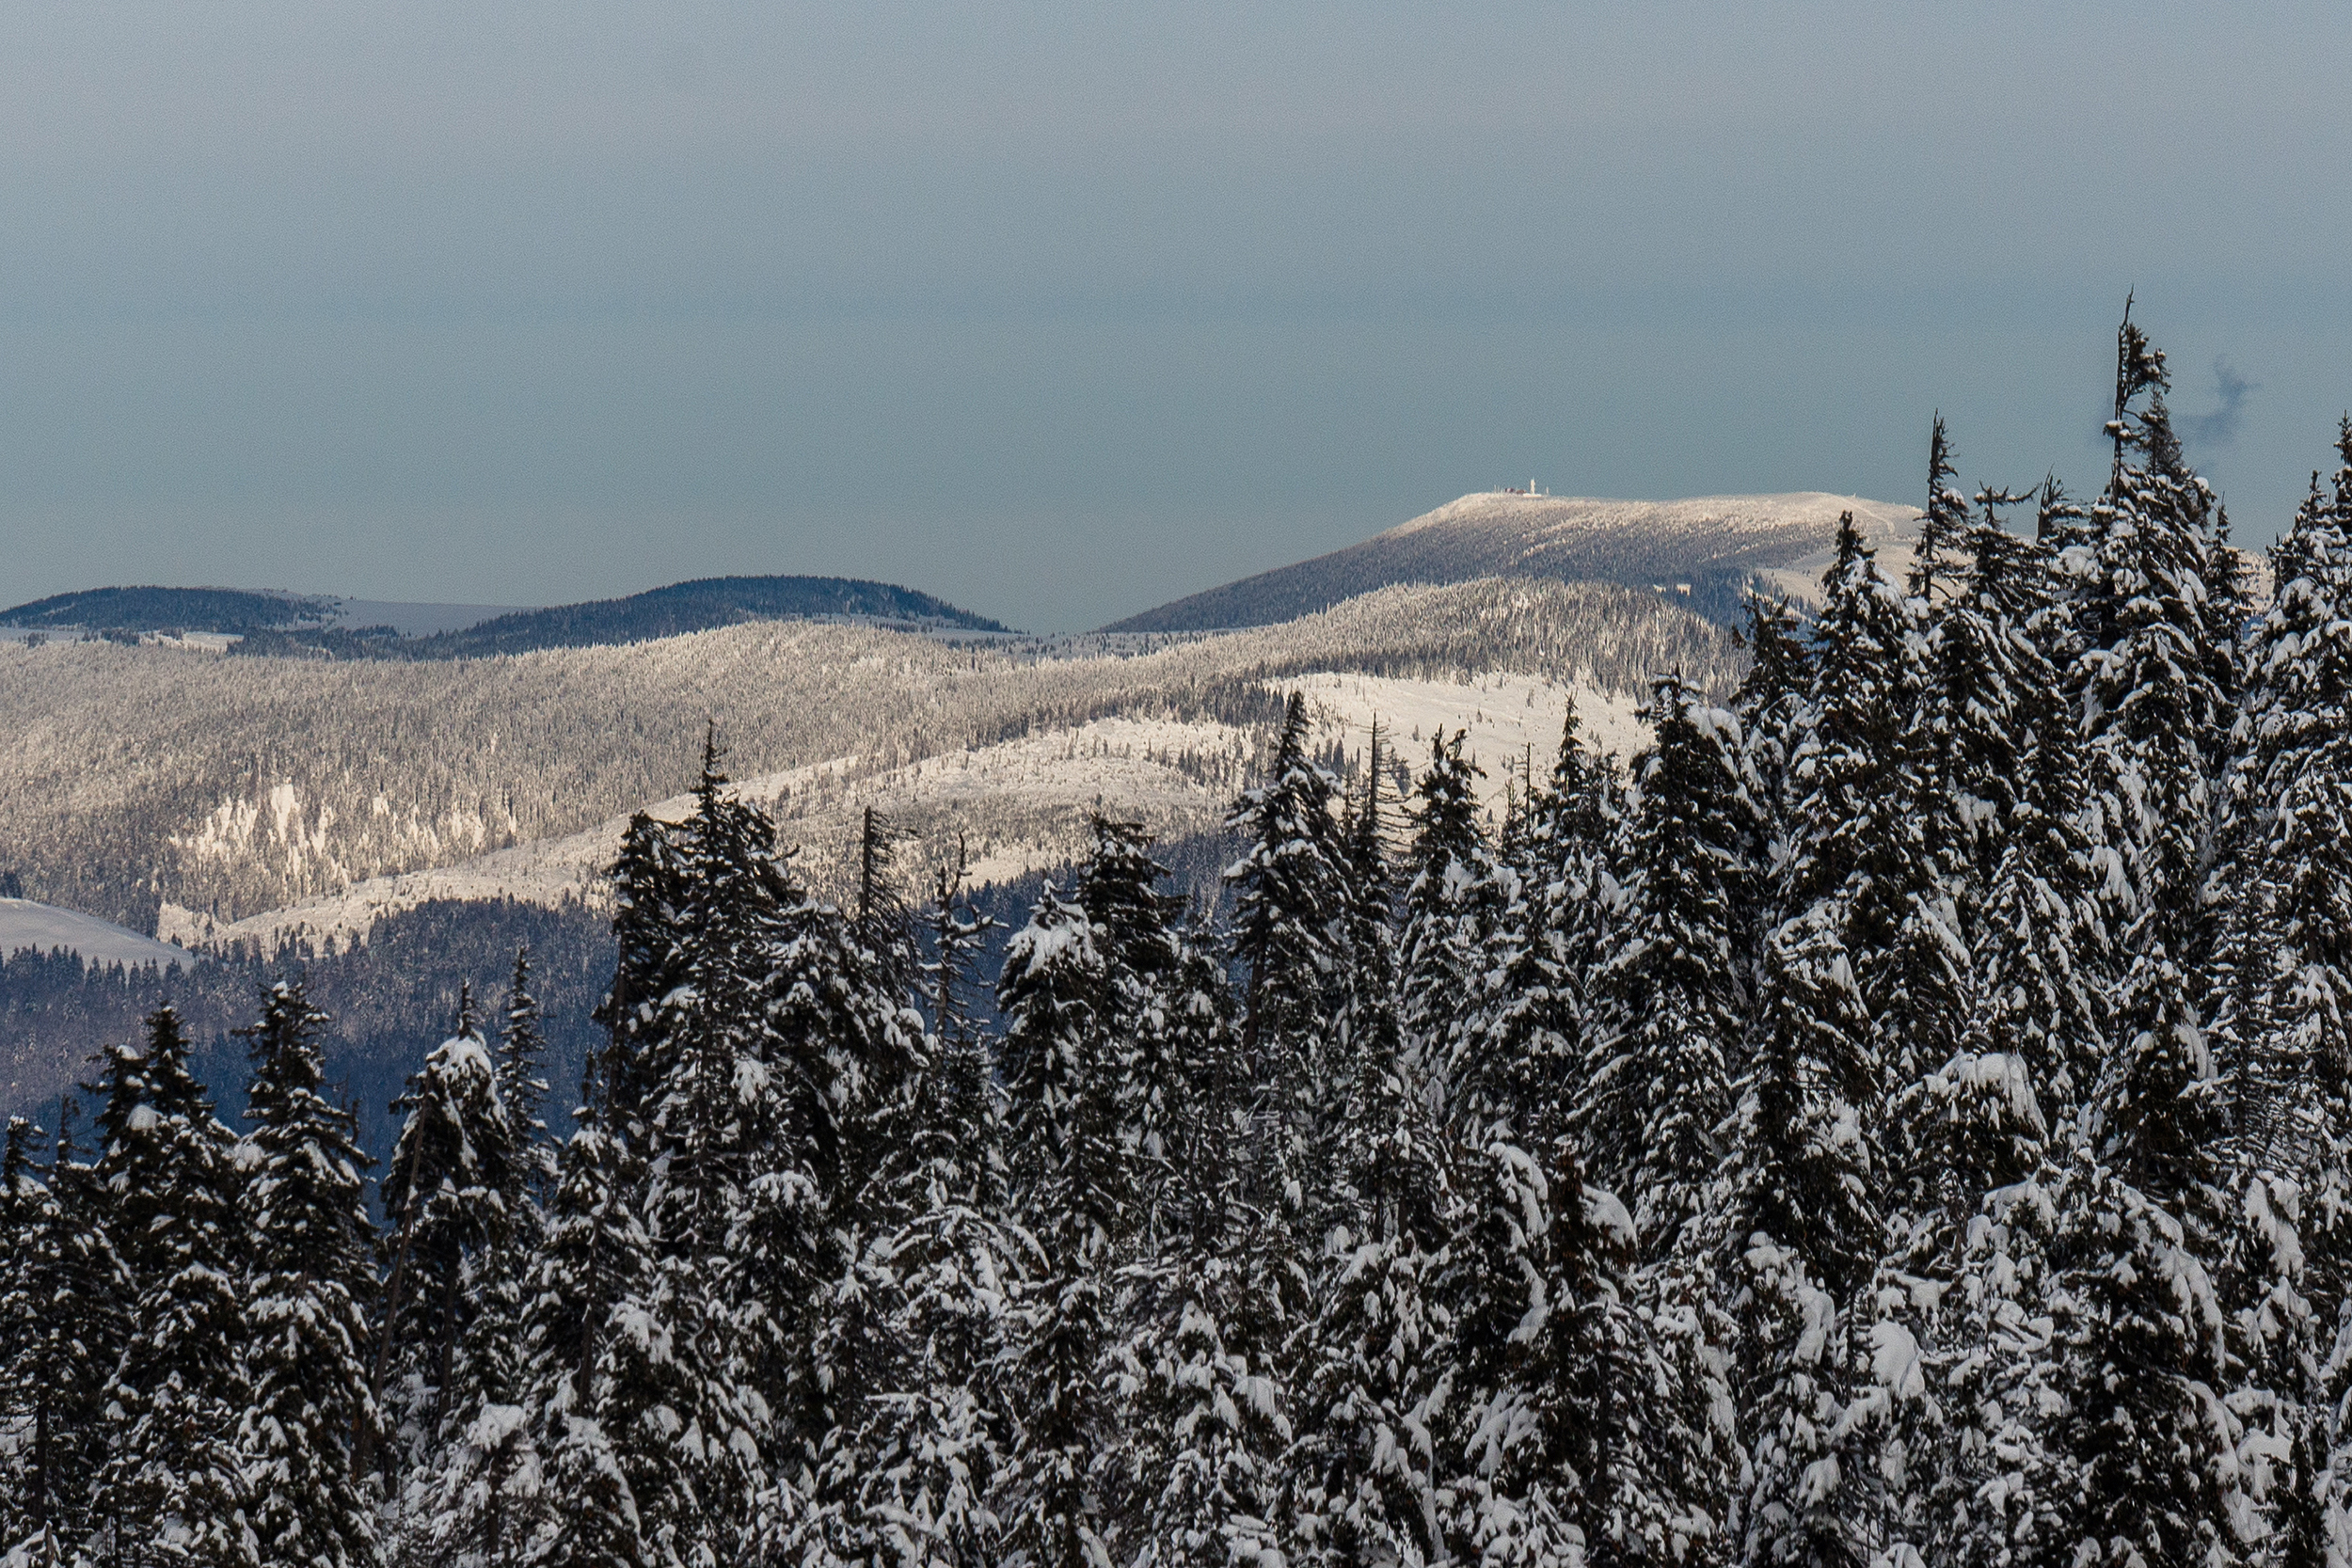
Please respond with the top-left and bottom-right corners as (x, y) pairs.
(1102, 490), (1920, 631)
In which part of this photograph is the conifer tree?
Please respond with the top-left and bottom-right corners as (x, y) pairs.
(1396, 731), (1501, 1110)
(377, 985), (515, 1479)
(1908, 412), (1972, 600)
(237, 981), (384, 1568)
(1583, 677), (1756, 1266)
(793, 841), (1021, 1568)
(1717, 904), (1889, 1568)
(514, 1071), (656, 1568)
(1733, 598), (1814, 962)
(2031, 308), (2246, 1568)
(87, 1006), (257, 1568)
(630, 820), (787, 1563)
(1225, 691), (1346, 1118)
(594, 804), (692, 1149)
(1924, 494), (2041, 903)
(498, 946), (556, 1206)
(0, 1114), (128, 1561)
(409, 955), (558, 1566)
(1788, 513), (1955, 1107)
(818, 853), (1019, 1568)
(1073, 813), (1190, 1243)
(2070, 304), (2234, 998)
(2207, 421), (2352, 1565)
(994, 884), (1128, 1568)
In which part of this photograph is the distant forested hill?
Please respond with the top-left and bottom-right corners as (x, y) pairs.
(1, 585), (333, 634)
(237, 575), (1010, 656)
(4, 576), (1008, 653)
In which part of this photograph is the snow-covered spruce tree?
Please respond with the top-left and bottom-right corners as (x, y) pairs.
(2020, 308), (2246, 1568)
(994, 883), (1130, 1568)
(512, 1067), (656, 1568)
(788, 843), (937, 1562)
(1397, 730), (1502, 1114)
(1287, 963), (1454, 1568)
(1715, 902), (1889, 1568)
(592, 801), (692, 1153)
(87, 1006), (257, 1568)
(1, 1114), (128, 1562)
(1787, 512), (1956, 1117)
(497, 947), (557, 1206)
(1073, 812), (1191, 1245)
(1907, 413), (1973, 602)
(375, 985), (516, 1484)
(2066, 306), (2234, 995)
(236, 981), (384, 1568)
(1464, 701), (1621, 1148)
(1225, 690), (1348, 1141)
(1436, 701), (1707, 1568)
(632, 777), (803, 1563)
(1312, 721), (1402, 1221)
(1958, 522), (2114, 1141)
(2213, 430), (2352, 1108)
(816, 850), (1020, 1568)
(405, 952), (559, 1567)
(1922, 496), (2042, 909)
(1581, 675), (1756, 1268)
(1732, 596), (1815, 957)
(2205, 424), (2352, 1568)
(1122, 1124), (1298, 1568)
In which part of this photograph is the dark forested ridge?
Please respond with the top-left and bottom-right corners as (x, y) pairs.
(237, 575), (1010, 657)
(1, 576), (1007, 654)
(9, 311), (2352, 1568)
(0, 586), (336, 636)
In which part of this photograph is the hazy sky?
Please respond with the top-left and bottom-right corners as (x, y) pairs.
(2, 3), (2347, 631)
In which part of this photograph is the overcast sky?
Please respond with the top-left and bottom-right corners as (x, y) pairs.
(1, 3), (2347, 630)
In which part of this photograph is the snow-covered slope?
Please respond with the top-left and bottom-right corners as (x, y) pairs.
(8, 576), (1740, 933)
(1103, 491), (1921, 632)
(0, 897), (200, 966)
(166, 672), (1646, 955)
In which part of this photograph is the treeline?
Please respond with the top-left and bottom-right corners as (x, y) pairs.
(8, 309), (2352, 1568)
(0, 898), (616, 1160)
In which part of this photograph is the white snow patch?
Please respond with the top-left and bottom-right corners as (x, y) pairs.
(0, 897), (201, 968)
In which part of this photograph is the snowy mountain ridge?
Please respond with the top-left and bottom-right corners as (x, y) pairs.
(4, 575), (1739, 939)
(1104, 488), (1922, 632)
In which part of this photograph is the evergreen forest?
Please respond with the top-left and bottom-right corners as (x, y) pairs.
(11, 312), (2352, 1568)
